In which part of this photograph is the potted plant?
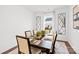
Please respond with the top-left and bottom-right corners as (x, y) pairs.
(41, 30), (45, 37)
(36, 31), (41, 36)
(36, 31), (42, 40)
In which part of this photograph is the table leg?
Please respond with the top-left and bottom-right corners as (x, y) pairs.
(46, 49), (50, 54)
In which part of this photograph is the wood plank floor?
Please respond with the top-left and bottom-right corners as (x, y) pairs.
(1, 35), (76, 54)
(56, 40), (76, 54)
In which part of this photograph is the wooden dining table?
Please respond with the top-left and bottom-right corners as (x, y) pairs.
(30, 34), (54, 54)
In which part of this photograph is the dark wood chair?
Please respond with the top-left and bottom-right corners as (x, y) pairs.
(33, 30), (36, 35)
(51, 32), (57, 54)
(16, 35), (41, 54)
(25, 30), (42, 53)
(41, 33), (57, 54)
(25, 30), (33, 38)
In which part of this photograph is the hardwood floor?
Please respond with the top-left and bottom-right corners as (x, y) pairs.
(56, 40), (76, 54)
(1, 35), (76, 54)
(1, 46), (17, 54)
(65, 41), (76, 54)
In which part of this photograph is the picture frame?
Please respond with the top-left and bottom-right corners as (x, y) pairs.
(73, 5), (79, 29)
(58, 13), (66, 35)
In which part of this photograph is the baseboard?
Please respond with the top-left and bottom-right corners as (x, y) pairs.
(68, 40), (78, 54)
(1, 46), (17, 54)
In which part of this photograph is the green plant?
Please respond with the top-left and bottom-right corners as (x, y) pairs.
(41, 30), (45, 36)
(36, 31), (42, 36)
(36, 30), (45, 37)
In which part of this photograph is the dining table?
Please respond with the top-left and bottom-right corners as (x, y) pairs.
(30, 33), (55, 54)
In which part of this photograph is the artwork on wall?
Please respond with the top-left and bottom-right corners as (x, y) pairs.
(73, 5), (79, 29)
(36, 16), (41, 31)
(58, 13), (66, 35)
(45, 17), (52, 21)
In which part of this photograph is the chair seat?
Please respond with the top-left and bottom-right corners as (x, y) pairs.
(31, 47), (41, 54)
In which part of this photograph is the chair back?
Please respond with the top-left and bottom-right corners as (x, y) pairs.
(53, 33), (57, 47)
(33, 30), (36, 35)
(51, 32), (57, 53)
(25, 31), (32, 38)
(16, 35), (31, 54)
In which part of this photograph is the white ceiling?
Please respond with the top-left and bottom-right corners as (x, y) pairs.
(24, 5), (69, 13)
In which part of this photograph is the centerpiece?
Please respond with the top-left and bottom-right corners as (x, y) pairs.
(35, 30), (45, 40)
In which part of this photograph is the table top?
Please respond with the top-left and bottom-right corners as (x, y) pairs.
(30, 35), (54, 50)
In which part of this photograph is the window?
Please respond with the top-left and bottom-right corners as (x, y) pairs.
(43, 16), (53, 31)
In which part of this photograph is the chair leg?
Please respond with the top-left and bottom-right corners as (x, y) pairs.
(46, 49), (50, 54)
(41, 49), (50, 54)
(39, 51), (42, 54)
(51, 46), (55, 54)
(18, 51), (21, 54)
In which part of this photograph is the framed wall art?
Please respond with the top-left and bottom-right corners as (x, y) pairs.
(58, 13), (66, 35)
(73, 5), (79, 29)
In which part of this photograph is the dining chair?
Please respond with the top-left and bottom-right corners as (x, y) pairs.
(41, 32), (57, 54)
(25, 30), (42, 53)
(33, 30), (36, 35)
(25, 30), (33, 38)
(51, 32), (57, 54)
(16, 35), (41, 54)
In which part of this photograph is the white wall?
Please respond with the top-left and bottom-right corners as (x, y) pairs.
(0, 6), (34, 53)
(68, 6), (79, 53)
(56, 6), (79, 53)
(53, 6), (79, 53)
